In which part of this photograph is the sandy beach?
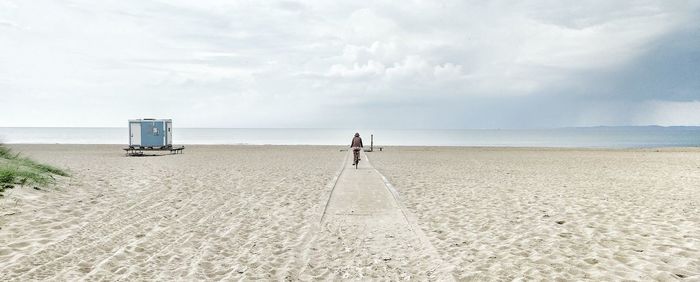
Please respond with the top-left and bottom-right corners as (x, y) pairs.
(371, 147), (700, 281)
(1, 145), (699, 280)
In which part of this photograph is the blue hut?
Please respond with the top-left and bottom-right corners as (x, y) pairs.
(128, 119), (172, 148)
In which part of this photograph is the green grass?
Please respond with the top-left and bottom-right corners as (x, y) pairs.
(0, 144), (69, 193)
(0, 145), (15, 159)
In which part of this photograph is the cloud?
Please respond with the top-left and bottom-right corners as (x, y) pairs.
(0, 0), (698, 128)
(641, 101), (700, 126)
(433, 63), (463, 80)
(327, 60), (385, 78)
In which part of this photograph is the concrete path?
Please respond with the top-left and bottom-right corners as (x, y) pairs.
(319, 150), (454, 280)
(322, 150), (406, 226)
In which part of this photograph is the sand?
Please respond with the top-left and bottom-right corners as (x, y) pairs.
(0, 145), (344, 280)
(371, 147), (700, 281)
(1, 145), (699, 280)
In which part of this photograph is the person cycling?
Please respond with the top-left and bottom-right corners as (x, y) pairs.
(350, 133), (363, 166)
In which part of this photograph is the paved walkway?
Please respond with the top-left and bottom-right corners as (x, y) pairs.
(320, 150), (454, 280)
(322, 151), (406, 226)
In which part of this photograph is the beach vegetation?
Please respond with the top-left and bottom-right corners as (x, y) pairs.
(0, 144), (69, 195)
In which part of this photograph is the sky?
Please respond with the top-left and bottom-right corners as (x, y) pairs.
(1, 0), (699, 128)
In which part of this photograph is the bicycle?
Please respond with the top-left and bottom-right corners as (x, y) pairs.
(353, 148), (361, 169)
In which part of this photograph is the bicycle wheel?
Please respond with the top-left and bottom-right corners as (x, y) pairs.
(354, 151), (359, 168)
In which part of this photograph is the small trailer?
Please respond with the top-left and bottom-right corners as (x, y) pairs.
(125, 119), (184, 156)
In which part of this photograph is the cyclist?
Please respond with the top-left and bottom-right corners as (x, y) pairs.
(350, 132), (363, 166)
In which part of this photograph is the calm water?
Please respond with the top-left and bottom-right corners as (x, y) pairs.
(0, 127), (699, 148)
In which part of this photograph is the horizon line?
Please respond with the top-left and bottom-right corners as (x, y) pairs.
(1, 125), (700, 130)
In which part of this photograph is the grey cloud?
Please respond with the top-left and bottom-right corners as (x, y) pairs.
(0, 0), (699, 127)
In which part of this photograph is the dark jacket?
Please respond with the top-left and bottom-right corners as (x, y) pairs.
(351, 136), (363, 148)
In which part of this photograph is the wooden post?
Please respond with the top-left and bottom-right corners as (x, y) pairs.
(371, 134), (374, 152)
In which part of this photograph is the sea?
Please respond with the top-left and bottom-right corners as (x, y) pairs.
(1, 127), (700, 148)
